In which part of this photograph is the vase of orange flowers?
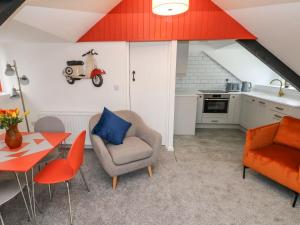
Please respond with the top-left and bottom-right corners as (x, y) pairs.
(0, 109), (28, 149)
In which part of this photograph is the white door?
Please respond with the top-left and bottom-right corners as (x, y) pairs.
(129, 42), (172, 145)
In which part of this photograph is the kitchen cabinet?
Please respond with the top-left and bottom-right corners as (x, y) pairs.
(239, 95), (297, 129)
(240, 95), (257, 129)
(174, 96), (198, 135)
(196, 94), (204, 123)
(290, 108), (300, 118)
(201, 115), (228, 124)
(227, 94), (241, 124)
(256, 99), (270, 127)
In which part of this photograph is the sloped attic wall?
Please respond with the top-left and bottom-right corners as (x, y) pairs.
(212, 0), (300, 78)
(186, 41), (282, 86)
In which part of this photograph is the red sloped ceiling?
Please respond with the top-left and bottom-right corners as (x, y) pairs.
(78, 0), (256, 42)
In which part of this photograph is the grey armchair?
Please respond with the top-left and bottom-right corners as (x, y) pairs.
(89, 110), (162, 190)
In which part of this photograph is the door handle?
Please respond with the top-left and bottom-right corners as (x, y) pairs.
(275, 106), (284, 111)
(132, 70), (136, 82)
(274, 114), (282, 119)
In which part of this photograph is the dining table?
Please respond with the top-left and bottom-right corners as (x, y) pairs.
(0, 131), (70, 224)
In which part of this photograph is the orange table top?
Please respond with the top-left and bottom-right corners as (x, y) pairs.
(0, 132), (70, 172)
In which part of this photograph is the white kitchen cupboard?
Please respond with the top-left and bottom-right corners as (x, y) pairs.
(227, 94), (241, 124)
(174, 96), (198, 135)
(240, 95), (257, 129)
(255, 99), (271, 127)
(196, 94), (204, 123)
(239, 95), (299, 130)
(129, 42), (172, 145)
(291, 108), (300, 118)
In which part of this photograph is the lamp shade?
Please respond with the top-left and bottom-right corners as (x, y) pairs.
(19, 75), (30, 85)
(152, 0), (189, 16)
(5, 64), (15, 76)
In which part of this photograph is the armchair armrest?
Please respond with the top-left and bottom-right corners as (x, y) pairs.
(136, 122), (162, 150)
(245, 123), (280, 152)
(90, 134), (113, 165)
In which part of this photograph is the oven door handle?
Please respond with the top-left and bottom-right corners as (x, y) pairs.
(205, 98), (229, 101)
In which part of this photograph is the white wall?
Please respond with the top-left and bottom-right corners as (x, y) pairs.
(0, 45), (9, 93)
(2, 42), (129, 131)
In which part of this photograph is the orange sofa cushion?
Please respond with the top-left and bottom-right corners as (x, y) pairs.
(274, 116), (300, 150)
(245, 144), (300, 192)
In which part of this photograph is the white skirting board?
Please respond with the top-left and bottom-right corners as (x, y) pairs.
(38, 111), (97, 146)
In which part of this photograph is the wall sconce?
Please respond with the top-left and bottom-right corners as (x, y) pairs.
(5, 60), (30, 132)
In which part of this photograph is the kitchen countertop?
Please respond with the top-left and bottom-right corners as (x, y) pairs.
(176, 89), (300, 108)
(175, 90), (199, 97)
(243, 91), (300, 108)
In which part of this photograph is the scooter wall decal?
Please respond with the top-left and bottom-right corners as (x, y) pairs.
(63, 49), (106, 87)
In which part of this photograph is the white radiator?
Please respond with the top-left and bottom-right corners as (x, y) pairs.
(38, 111), (97, 147)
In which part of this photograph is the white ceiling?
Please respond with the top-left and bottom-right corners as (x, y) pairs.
(212, 0), (300, 76)
(26, 0), (121, 13)
(0, 0), (121, 42)
(14, 6), (104, 42)
(212, 0), (300, 9)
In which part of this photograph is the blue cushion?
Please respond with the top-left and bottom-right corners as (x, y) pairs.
(92, 108), (132, 145)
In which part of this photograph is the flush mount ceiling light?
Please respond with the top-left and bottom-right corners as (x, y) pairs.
(152, 0), (189, 16)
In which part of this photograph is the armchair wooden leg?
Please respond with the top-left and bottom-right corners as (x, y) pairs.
(112, 176), (118, 190)
(147, 165), (153, 177)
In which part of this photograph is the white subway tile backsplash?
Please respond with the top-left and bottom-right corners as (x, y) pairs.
(176, 51), (240, 90)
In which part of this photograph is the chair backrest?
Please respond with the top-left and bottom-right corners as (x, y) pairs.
(34, 116), (65, 133)
(0, 172), (24, 206)
(67, 131), (86, 172)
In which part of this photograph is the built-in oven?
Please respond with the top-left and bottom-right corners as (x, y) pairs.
(203, 94), (230, 113)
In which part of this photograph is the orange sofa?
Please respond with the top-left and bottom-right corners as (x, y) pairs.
(243, 116), (300, 207)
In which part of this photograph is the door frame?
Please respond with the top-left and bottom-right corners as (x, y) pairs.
(166, 40), (177, 151)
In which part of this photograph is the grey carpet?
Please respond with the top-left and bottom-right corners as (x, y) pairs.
(2, 129), (300, 225)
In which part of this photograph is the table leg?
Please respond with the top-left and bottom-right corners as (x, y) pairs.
(32, 168), (36, 224)
(14, 172), (32, 221)
(25, 172), (34, 218)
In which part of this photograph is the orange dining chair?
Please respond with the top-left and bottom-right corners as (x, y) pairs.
(33, 131), (89, 225)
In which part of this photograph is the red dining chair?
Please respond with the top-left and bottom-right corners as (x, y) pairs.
(33, 131), (89, 225)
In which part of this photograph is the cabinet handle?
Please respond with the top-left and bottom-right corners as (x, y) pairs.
(259, 101), (266, 105)
(275, 107), (284, 111)
(274, 114), (282, 119)
(211, 120), (219, 123)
